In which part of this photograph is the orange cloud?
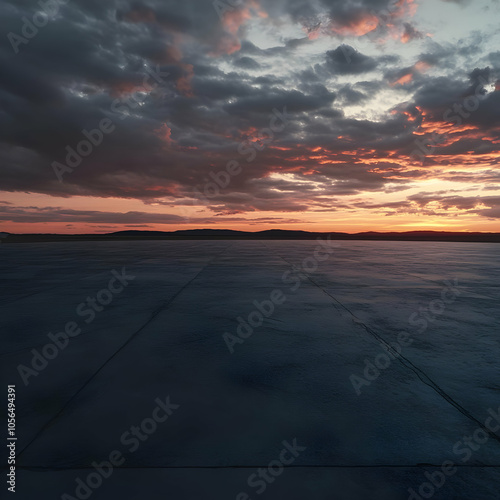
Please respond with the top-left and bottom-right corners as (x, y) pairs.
(390, 0), (418, 20)
(390, 59), (431, 86)
(391, 72), (413, 86)
(307, 0), (420, 43)
(306, 28), (321, 40)
(215, 0), (267, 55)
(222, 8), (253, 35)
(214, 34), (243, 55)
(401, 32), (411, 43)
(414, 61), (431, 72)
(398, 110), (418, 122)
(379, 0), (421, 43)
(109, 82), (147, 97)
(156, 124), (173, 146)
(330, 13), (379, 36)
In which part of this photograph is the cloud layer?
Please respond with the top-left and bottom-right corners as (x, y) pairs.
(0, 0), (499, 231)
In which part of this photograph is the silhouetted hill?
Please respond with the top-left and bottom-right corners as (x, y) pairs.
(2, 229), (500, 243)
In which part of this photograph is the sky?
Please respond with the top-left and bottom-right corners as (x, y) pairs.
(1, 0), (500, 234)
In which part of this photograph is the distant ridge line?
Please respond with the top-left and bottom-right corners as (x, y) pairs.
(2, 229), (500, 243)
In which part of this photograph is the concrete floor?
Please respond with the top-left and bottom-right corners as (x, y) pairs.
(1, 240), (499, 499)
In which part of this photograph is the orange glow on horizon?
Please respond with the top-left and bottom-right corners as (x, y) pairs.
(3, 219), (499, 235)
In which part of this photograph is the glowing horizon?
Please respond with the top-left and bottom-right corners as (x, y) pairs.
(1, 0), (500, 234)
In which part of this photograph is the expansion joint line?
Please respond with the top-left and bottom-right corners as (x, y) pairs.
(270, 247), (500, 446)
(16, 243), (233, 461)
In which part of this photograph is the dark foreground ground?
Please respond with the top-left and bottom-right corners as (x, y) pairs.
(1, 240), (499, 499)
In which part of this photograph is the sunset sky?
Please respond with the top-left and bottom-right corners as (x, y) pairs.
(1, 0), (500, 234)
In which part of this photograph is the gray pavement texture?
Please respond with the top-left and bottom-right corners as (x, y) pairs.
(1, 240), (499, 500)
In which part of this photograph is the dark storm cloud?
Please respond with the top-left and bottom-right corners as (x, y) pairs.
(223, 88), (335, 115)
(0, 54), (64, 104)
(233, 56), (262, 70)
(324, 45), (378, 75)
(0, 0), (498, 218)
(262, 0), (412, 31)
(417, 48), (454, 69)
(0, 203), (304, 225)
(402, 64), (500, 144)
(401, 23), (424, 43)
(0, 205), (186, 224)
(337, 85), (369, 105)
